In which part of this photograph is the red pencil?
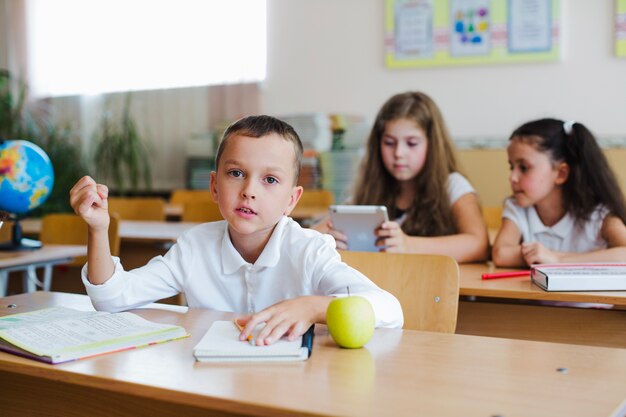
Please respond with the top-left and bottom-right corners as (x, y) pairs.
(481, 270), (531, 280)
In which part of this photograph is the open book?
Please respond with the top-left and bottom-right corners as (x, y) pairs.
(0, 307), (189, 364)
(193, 321), (314, 362)
(531, 263), (626, 291)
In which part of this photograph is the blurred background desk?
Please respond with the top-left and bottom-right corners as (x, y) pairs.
(456, 263), (626, 348)
(0, 245), (87, 296)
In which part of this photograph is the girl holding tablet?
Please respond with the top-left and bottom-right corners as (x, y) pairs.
(315, 91), (489, 262)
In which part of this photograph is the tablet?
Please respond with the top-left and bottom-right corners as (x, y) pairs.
(329, 205), (389, 252)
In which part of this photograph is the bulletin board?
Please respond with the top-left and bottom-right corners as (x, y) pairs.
(618, 0), (626, 57)
(385, 0), (560, 68)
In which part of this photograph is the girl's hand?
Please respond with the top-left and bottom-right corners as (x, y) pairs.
(69, 176), (110, 231)
(235, 296), (331, 346)
(326, 219), (349, 250)
(521, 242), (560, 265)
(376, 221), (409, 252)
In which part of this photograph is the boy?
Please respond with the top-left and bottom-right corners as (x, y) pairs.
(70, 115), (403, 345)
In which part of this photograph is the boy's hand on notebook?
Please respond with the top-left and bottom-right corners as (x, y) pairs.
(237, 296), (332, 346)
(70, 176), (110, 231)
(521, 242), (560, 265)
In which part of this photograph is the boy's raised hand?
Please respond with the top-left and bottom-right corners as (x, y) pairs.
(69, 176), (110, 231)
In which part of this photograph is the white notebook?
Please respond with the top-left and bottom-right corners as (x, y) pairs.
(193, 321), (314, 362)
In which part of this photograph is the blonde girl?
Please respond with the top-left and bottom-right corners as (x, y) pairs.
(492, 118), (626, 267)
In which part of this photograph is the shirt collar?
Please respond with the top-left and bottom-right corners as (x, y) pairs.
(221, 216), (289, 275)
(528, 206), (575, 238)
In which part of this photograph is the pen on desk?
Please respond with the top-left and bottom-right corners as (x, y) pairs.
(233, 318), (254, 345)
(481, 270), (531, 280)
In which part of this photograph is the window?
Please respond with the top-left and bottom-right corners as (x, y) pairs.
(26, 0), (266, 97)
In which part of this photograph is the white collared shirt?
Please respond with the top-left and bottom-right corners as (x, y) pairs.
(502, 197), (609, 252)
(81, 216), (403, 328)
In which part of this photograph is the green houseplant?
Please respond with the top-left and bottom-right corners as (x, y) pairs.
(0, 69), (88, 215)
(92, 93), (152, 195)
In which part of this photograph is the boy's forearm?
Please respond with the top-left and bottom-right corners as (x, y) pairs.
(87, 227), (115, 284)
(313, 295), (334, 323)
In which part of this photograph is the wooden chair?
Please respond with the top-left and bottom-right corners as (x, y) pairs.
(340, 251), (460, 333)
(170, 189), (213, 205)
(36, 213), (120, 291)
(181, 201), (223, 222)
(0, 220), (12, 243)
(108, 197), (166, 221)
(297, 189), (335, 207)
(482, 206), (503, 230)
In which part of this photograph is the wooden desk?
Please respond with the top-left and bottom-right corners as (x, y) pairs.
(460, 263), (626, 306)
(456, 263), (626, 348)
(0, 245), (87, 296)
(1, 292), (626, 417)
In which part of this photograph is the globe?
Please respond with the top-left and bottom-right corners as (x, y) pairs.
(0, 139), (54, 215)
(0, 139), (54, 250)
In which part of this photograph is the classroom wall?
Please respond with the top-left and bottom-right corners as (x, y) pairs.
(2, 0), (625, 192)
(0, 4), (7, 70)
(264, 0), (626, 140)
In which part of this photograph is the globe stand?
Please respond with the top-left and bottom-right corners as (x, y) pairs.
(0, 218), (42, 251)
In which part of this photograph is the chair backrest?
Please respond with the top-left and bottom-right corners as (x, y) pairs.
(182, 201), (223, 222)
(170, 189), (213, 205)
(40, 213), (121, 266)
(340, 251), (460, 333)
(297, 189), (335, 207)
(0, 220), (12, 243)
(482, 206), (503, 230)
(107, 197), (166, 221)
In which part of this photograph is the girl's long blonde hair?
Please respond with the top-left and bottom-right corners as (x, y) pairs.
(352, 92), (459, 236)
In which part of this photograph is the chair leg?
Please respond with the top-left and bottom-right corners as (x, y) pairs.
(43, 265), (53, 291)
(0, 270), (7, 297)
(23, 266), (43, 292)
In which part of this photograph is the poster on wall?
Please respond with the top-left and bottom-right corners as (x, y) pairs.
(618, 0), (626, 57)
(508, 0), (552, 52)
(385, 0), (560, 68)
(393, 0), (435, 59)
(449, 0), (491, 57)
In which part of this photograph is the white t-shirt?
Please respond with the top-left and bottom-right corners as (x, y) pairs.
(447, 172), (475, 206)
(395, 172), (475, 224)
(501, 197), (609, 252)
(81, 216), (403, 328)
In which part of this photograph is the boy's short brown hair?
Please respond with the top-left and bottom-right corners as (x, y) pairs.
(215, 115), (303, 185)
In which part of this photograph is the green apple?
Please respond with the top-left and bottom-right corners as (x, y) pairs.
(326, 296), (375, 348)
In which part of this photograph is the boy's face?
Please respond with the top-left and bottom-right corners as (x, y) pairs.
(210, 133), (303, 242)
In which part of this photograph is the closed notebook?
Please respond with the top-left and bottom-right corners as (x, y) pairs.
(531, 263), (626, 291)
(193, 321), (314, 362)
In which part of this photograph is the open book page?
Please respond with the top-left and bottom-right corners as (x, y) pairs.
(0, 307), (188, 363)
(193, 321), (311, 362)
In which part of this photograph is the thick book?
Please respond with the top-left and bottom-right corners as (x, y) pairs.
(0, 306), (189, 364)
(531, 263), (626, 291)
(193, 321), (314, 362)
